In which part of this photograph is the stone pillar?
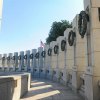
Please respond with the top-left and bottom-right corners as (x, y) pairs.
(2, 54), (8, 71)
(31, 49), (37, 77)
(71, 15), (86, 93)
(58, 36), (67, 85)
(38, 47), (45, 78)
(64, 28), (73, 87)
(42, 47), (46, 76)
(38, 47), (43, 75)
(32, 49), (37, 69)
(18, 51), (24, 71)
(33, 49), (40, 78)
(43, 45), (46, 76)
(7, 53), (13, 71)
(83, 0), (100, 100)
(44, 44), (51, 79)
(0, 54), (3, 71)
(14, 52), (18, 71)
(46, 45), (50, 70)
(53, 36), (61, 82)
(47, 42), (53, 80)
(25, 50), (30, 72)
(52, 41), (58, 81)
(30, 49), (34, 73)
(38, 47), (43, 69)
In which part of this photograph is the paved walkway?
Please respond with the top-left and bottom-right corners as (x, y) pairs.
(20, 78), (84, 100)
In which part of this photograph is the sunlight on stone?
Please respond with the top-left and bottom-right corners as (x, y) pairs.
(31, 82), (45, 85)
(22, 90), (60, 100)
(30, 85), (52, 91)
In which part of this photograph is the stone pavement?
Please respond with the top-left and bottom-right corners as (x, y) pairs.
(20, 78), (84, 100)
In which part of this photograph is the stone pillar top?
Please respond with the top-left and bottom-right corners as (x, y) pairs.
(19, 51), (24, 55)
(31, 49), (37, 54)
(14, 52), (18, 55)
(25, 50), (30, 54)
(3, 54), (7, 57)
(50, 41), (54, 47)
(8, 53), (13, 56)
(64, 28), (72, 39)
(38, 47), (43, 51)
(72, 14), (79, 30)
(84, 0), (100, 9)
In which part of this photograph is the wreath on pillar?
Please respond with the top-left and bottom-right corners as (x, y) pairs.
(7, 56), (10, 60)
(18, 55), (21, 60)
(78, 11), (89, 38)
(68, 30), (76, 46)
(41, 51), (46, 58)
(12, 56), (15, 60)
(61, 40), (66, 51)
(30, 54), (33, 59)
(2, 57), (5, 60)
(24, 55), (27, 59)
(35, 52), (39, 59)
(48, 48), (52, 56)
(54, 45), (59, 54)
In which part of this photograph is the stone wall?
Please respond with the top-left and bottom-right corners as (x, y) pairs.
(0, 72), (30, 100)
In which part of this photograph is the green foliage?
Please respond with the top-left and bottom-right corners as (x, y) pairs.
(46, 20), (72, 44)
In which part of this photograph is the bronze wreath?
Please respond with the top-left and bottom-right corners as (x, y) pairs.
(18, 55), (21, 60)
(30, 54), (33, 59)
(68, 30), (76, 46)
(2, 57), (5, 60)
(61, 40), (66, 51)
(48, 48), (52, 56)
(7, 56), (10, 60)
(35, 52), (39, 59)
(12, 56), (15, 60)
(24, 55), (27, 59)
(54, 45), (59, 54)
(78, 11), (89, 38)
(41, 51), (46, 58)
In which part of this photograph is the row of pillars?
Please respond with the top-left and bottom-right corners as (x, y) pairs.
(0, 48), (44, 72)
(39, 0), (100, 100)
(0, 0), (100, 100)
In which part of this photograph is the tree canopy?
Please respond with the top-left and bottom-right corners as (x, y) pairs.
(46, 20), (72, 44)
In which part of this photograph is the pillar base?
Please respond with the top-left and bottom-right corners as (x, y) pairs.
(59, 69), (68, 86)
(4, 67), (9, 72)
(72, 69), (84, 93)
(85, 74), (100, 100)
(39, 68), (45, 78)
(9, 67), (15, 72)
(21, 67), (27, 72)
(33, 68), (39, 78)
(0, 67), (4, 72)
(45, 68), (53, 80)
(52, 68), (59, 82)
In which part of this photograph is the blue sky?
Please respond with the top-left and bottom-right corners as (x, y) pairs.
(0, 0), (83, 54)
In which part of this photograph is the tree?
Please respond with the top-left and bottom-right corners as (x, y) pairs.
(46, 20), (72, 44)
